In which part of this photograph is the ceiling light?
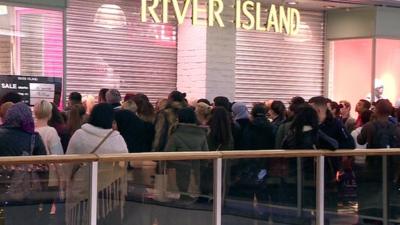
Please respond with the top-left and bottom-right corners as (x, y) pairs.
(94, 4), (127, 29)
(287, 1), (297, 5)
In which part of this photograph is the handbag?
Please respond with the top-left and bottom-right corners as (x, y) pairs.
(70, 130), (114, 180)
(2, 134), (47, 203)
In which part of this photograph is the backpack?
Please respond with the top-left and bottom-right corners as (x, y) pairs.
(369, 122), (400, 149)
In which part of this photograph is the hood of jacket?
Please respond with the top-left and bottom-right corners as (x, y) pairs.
(81, 123), (121, 138)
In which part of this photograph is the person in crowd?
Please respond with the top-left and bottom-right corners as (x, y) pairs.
(340, 100), (356, 132)
(67, 92), (82, 109)
(155, 98), (168, 112)
(242, 103), (275, 150)
(269, 100), (286, 128)
(0, 102), (47, 225)
(98, 88), (109, 104)
(67, 104), (86, 138)
(329, 101), (342, 119)
(213, 96), (231, 112)
(282, 105), (338, 150)
(309, 96), (355, 149)
(34, 100), (64, 156)
(66, 103), (128, 225)
(164, 107), (208, 201)
(351, 110), (373, 149)
(309, 96), (355, 209)
(195, 102), (212, 126)
(197, 98), (211, 106)
(106, 89), (122, 110)
(115, 110), (155, 152)
(0, 102), (14, 125)
(33, 100), (65, 217)
(231, 102), (250, 150)
(355, 99), (371, 128)
(153, 91), (188, 151)
(207, 107), (234, 150)
(122, 100), (138, 113)
(358, 99), (400, 148)
(275, 97), (306, 148)
(132, 93), (156, 123)
(0, 91), (22, 105)
(48, 102), (70, 152)
(83, 95), (96, 116)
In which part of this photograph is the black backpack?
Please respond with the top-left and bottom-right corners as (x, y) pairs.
(369, 122), (400, 149)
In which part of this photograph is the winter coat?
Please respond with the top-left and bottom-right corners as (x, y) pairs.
(153, 101), (186, 151)
(241, 117), (275, 150)
(66, 123), (128, 225)
(164, 123), (209, 151)
(0, 127), (46, 156)
(115, 110), (155, 153)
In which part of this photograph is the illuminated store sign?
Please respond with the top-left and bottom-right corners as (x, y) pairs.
(141, 0), (301, 36)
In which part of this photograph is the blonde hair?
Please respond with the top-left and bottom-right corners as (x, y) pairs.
(0, 102), (14, 121)
(34, 100), (53, 120)
(122, 100), (138, 113)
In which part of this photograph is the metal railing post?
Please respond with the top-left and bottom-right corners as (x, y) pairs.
(383, 156), (388, 225)
(316, 156), (325, 225)
(213, 158), (223, 225)
(90, 161), (98, 225)
(297, 157), (303, 217)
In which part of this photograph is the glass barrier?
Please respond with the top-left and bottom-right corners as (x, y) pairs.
(98, 159), (214, 225)
(222, 157), (316, 225)
(0, 161), (91, 225)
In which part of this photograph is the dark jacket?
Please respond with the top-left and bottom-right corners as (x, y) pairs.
(115, 110), (155, 153)
(0, 127), (47, 156)
(358, 119), (400, 148)
(320, 117), (355, 149)
(282, 127), (338, 150)
(242, 117), (275, 150)
(164, 123), (209, 151)
(207, 133), (234, 151)
(234, 118), (251, 150)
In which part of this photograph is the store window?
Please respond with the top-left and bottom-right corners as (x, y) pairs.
(0, 5), (63, 106)
(328, 39), (373, 116)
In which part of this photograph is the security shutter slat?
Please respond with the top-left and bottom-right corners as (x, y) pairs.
(67, 0), (177, 102)
(235, 11), (325, 104)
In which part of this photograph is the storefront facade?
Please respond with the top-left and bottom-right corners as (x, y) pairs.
(0, 0), (399, 107)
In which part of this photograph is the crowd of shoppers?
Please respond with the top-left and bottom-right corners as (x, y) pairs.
(1, 89), (400, 225)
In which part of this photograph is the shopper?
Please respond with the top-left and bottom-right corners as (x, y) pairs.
(231, 102), (250, 150)
(355, 99), (371, 128)
(98, 88), (109, 104)
(66, 103), (128, 225)
(213, 96), (231, 112)
(115, 110), (155, 152)
(269, 100), (286, 128)
(351, 110), (373, 149)
(275, 97), (306, 148)
(195, 102), (212, 126)
(106, 89), (122, 110)
(0, 102), (47, 225)
(242, 103), (275, 150)
(66, 104), (86, 138)
(131, 93), (156, 123)
(207, 107), (234, 150)
(48, 102), (70, 152)
(153, 91), (187, 151)
(164, 107), (208, 201)
(0, 102), (14, 125)
(339, 100), (356, 132)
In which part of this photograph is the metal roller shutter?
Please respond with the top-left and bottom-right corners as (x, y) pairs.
(67, 0), (177, 102)
(235, 11), (325, 105)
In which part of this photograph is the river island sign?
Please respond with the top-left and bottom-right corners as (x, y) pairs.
(141, 0), (301, 36)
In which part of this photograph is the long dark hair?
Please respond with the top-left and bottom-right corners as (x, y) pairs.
(290, 105), (319, 145)
(68, 104), (86, 135)
(208, 107), (232, 147)
(131, 93), (155, 122)
(89, 103), (114, 129)
(48, 102), (65, 127)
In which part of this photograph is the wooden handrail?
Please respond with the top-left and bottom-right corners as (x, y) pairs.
(0, 149), (399, 164)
